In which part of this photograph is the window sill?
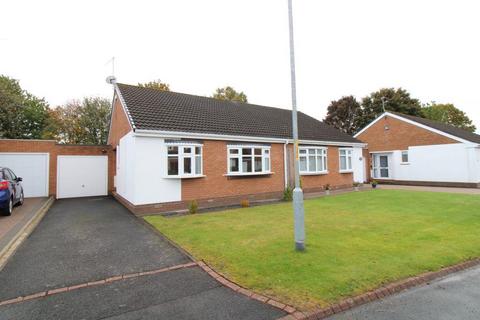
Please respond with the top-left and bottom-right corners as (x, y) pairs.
(224, 172), (273, 177)
(339, 170), (353, 174)
(164, 175), (205, 179)
(300, 171), (329, 176)
(400, 162), (410, 165)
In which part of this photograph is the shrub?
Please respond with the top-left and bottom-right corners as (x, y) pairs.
(189, 200), (198, 214)
(240, 199), (250, 208)
(283, 186), (293, 201)
(325, 184), (331, 191)
(353, 181), (361, 187)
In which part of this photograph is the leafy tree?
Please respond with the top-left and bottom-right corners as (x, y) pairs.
(422, 103), (476, 132)
(358, 88), (422, 130)
(212, 86), (248, 103)
(138, 80), (170, 91)
(324, 96), (363, 135)
(0, 75), (49, 139)
(47, 98), (111, 144)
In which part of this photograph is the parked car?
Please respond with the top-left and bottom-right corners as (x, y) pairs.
(0, 167), (24, 216)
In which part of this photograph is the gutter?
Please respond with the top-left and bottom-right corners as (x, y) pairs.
(133, 129), (366, 148)
(284, 140), (289, 188)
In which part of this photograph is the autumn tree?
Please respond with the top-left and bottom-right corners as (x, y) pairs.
(422, 103), (476, 132)
(212, 86), (248, 103)
(324, 96), (363, 135)
(138, 80), (170, 91)
(46, 97), (111, 144)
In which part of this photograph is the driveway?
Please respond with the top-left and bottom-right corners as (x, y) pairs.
(0, 197), (285, 320)
(0, 197), (50, 255)
(328, 265), (480, 320)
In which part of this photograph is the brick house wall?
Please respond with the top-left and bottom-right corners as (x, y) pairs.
(107, 96), (132, 148)
(356, 114), (457, 152)
(181, 141), (285, 201)
(0, 139), (114, 196)
(285, 144), (354, 192)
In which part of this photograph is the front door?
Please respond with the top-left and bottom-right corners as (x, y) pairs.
(372, 154), (390, 179)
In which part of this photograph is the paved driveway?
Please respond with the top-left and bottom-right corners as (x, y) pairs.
(328, 265), (480, 320)
(0, 197), (285, 320)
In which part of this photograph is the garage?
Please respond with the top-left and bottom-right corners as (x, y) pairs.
(0, 153), (49, 197)
(57, 155), (108, 199)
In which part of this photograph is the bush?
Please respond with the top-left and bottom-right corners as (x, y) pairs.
(325, 184), (331, 191)
(189, 200), (198, 214)
(283, 187), (293, 201)
(353, 181), (361, 187)
(240, 199), (250, 208)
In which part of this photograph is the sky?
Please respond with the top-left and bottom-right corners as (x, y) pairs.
(1, 0), (479, 132)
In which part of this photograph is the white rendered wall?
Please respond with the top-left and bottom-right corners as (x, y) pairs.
(132, 136), (181, 205)
(352, 147), (366, 183)
(388, 143), (479, 183)
(117, 132), (136, 203)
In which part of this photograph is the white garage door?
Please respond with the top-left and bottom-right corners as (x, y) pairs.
(0, 153), (49, 197)
(57, 156), (108, 199)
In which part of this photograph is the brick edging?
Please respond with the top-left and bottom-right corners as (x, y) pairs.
(197, 260), (297, 314)
(280, 257), (480, 320)
(0, 262), (197, 307)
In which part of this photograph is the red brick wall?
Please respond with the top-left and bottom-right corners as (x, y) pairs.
(107, 95), (132, 149)
(357, 115), (457, 152)
(0, 139), (114, 196)
(287, 144), (354, 192)
(181, 141), (285, 201)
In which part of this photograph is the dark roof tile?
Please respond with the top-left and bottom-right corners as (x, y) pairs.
(116, 83), (360, 144)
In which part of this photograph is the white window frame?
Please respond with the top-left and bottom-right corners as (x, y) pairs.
(339, 148), (353, 173)
(166, 142), (204, 178)
(401, 150), (409, 164)
(226, 145), (271, 176)
(299, 146), (328, 175)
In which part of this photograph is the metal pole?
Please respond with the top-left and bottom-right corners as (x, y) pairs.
(287, 0), (305, 251)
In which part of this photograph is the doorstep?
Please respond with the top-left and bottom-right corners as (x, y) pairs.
(0, 197), (54, 270)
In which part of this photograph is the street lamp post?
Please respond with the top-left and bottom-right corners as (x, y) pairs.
(287, 0), (305, 251)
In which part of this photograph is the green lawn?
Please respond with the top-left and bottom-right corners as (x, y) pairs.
(145, 190), (480, 309)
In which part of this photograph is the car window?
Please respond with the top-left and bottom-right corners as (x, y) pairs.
(3, 170), (12, 180)
(7, 169), (17, 180)
(0, 171), (4, 180)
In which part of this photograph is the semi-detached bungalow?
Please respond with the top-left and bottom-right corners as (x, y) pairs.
(355, 111), (480, 188)
(108, 83), (367, 214)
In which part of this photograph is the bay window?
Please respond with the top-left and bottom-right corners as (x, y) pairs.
(339, 148), (353, 172)
(299, 147), (327, 174)
(228, 146), (271, 175)
(167, 143), (203, 178)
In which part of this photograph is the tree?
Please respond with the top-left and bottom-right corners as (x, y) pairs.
(138, 80), (170, 91)
(358, 88), (422, 130)
(422, 103), (476, 132)
(212, 86), (248, 103)
(47, 97), (111, 144)
(324, 96), (363, 135)
(0, 75), (49, 139)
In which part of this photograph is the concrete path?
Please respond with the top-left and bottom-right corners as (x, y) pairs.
(0, 197), (285, 320)
(378, 184), (480, 195)
(328, 265), (480, 320)
(0, 198), (50, 255)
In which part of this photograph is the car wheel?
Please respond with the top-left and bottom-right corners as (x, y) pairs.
(1, 198), (13, 216)
(18, 191), (24, 206)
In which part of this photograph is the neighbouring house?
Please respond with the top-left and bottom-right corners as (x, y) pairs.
(355, 111), (480, 188)
(108, 83), (367, 214)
